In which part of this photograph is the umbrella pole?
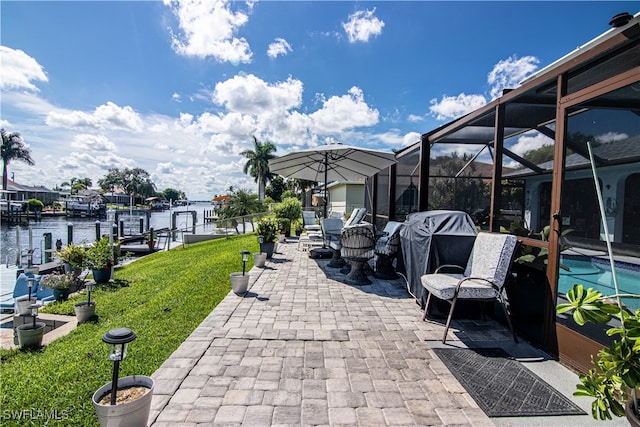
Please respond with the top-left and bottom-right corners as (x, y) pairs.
(324, 152), (328, 218)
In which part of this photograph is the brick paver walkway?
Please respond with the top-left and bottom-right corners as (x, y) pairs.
(149, 239), (495, 426)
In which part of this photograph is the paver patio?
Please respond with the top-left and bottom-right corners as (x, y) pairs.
(149, 238), (616, 427)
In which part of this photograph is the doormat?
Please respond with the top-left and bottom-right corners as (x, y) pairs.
(433, 348), (586, 417)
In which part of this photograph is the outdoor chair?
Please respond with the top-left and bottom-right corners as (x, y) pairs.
(302, 210), (322, 233)
(340, 223), (376, 286)
(421, 232), (519, 344)
(343, 207), (367, 228)
(322, 218), (346, 268)
(374, 221), (404, 279)
(0, 273), (54, 313)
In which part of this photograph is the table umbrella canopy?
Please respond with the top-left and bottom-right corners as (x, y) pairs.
(268, 143), (397, 217)
(268, 143), (397, 183)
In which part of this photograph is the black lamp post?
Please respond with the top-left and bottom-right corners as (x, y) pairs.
(86, 282), (95, 306)
(29, 303), (41, 329)
(102, 328), (137, 405)
(26, 277), (35, 301)
(241, 250), (250, 276)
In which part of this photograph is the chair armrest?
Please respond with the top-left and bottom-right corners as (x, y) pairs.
(434, 264), (465, 274)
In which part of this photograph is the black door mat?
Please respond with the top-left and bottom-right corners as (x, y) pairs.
(433, 347), (586, 417)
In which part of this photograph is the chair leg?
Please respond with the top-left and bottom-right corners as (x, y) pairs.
(499, 298), (518, 343)
(422, 293), (433, 321)
(442, 298), (457, 344)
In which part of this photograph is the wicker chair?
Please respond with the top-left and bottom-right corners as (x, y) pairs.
(340, 223), (376, 285)
(373, 221), (404, 279)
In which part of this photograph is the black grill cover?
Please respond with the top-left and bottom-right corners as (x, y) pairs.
(399, 210), (478, 307)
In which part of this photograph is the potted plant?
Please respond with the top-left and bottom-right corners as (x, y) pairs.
(256, 218), (277, 259)
(15, 274), (39, 315)
(229, 250), (251, 295)
(557, 284), (639, 423)
(74, 281), (96, 323)
(56, 243), (86, 276)
(40, 271), (75, 301)
(85, 237), (119, 284)
(15, 303), (45, 349)
(92, 328), (154, 427)
(273, 197), (302, 238)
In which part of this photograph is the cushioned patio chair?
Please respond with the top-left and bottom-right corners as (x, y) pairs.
(322, 218), (346, 268)
(374, 221), (404, 279)
(421, 232), (519, 343)
(340, 223), (376, 286)
(0, 273), (54, 312)
(302, 210), (321, 233)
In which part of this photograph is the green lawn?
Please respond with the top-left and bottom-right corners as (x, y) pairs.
(0, 234), (257, 426)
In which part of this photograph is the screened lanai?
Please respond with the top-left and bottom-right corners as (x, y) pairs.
(366, 11), (640, 373)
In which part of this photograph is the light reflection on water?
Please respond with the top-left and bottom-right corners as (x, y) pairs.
(1, 204), (214, 266)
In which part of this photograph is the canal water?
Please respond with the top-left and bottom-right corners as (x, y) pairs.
(0, 202), (216, 267)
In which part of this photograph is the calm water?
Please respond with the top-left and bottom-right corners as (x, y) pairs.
(0, 203), (216, 266)
(558, 257), (640, 311)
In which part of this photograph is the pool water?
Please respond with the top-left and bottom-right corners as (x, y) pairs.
(558, 256), (640, 312)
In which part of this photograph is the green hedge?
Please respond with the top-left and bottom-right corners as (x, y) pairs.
(0, 234), (258, 426)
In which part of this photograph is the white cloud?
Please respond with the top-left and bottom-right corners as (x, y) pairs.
(212, 74), (303, 115)
(267, 38), (292, 59)
(46, 102), (143, 132)
(428, 55), (540, 122)
(172, 92), (182, 102)
(310, 86), (379, 134)
(488, 55), (539, 99)
(429, 93), (487, 121)
(407, 114), (423, 123)
(0, 46), (48, 91)
(70, 134), (117, 152)
(164, 0), (252, 64)
(342, 9), (384, 43)
(596, 131), (628, 143)
(509, 132), (553, 157)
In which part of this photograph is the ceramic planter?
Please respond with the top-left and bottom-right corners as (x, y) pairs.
(15, 296), (37, 316)
(253, 252), (267, 268)
(229, 273), (250, 294)
(16, 322), (46, 348)
(92, 375), (154, 427)
(53, 288), (70, 301)
(627, 399), (640, 427)
(259, 242), (275, 259)
(74, 301), (97, 323)
(93, 266), (113, 284)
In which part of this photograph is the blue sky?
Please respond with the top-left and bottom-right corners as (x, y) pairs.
(1, 1), (636, 200)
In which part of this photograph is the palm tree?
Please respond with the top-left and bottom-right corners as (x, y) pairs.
(1, 129), (35, 191)
(240, 136), (277, 201)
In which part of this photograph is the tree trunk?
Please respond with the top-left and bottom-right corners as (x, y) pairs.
(258, 174), (265, 201)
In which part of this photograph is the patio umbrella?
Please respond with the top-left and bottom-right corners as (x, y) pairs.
(268, 143), (397, 217)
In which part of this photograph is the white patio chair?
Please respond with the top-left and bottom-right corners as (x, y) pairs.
(302, 210), (321, 233)
(421, 232), (519, 343)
